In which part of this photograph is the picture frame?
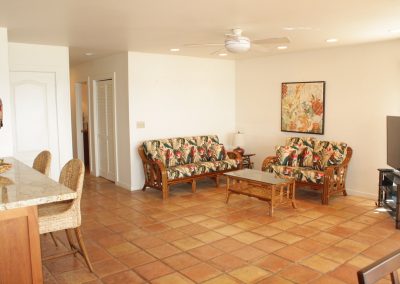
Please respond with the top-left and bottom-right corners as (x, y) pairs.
(281, 81), (325, 135)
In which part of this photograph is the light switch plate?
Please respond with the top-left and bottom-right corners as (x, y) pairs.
(136, 121), (145, 128)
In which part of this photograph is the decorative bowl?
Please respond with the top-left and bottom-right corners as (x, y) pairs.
(0, 162), (12, 174)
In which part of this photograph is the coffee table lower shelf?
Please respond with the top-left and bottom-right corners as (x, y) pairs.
(224, 170), (297, 216)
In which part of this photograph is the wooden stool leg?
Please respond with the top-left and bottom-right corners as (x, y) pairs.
(50, 232), (58, 247)
(65, 229), (78, 256)
(74, 227), (93, 272)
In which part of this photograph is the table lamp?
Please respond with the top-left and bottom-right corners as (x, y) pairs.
(233, 132), (245, 155)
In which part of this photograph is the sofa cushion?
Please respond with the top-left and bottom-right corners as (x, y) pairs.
(172, 137), (198, 149)
(171, 135), (220, 149)
(270, 165), (298, 178)
(315, 141), (348, 168)
(167, 158), (239, 179)
(143, 139), (172, 162)
(167, 164), (195, 179)
(286, 137), (317, 149)
(276, 146), (299, 166)
(197, 135), (220, 148)
(297, 168), (325, 184)
(270, 165), (325, 184)
(208, 144), (227, 161)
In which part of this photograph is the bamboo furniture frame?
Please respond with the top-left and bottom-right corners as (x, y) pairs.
(262, 147), (353, 205)
(138, 146), (242, 199)
(224, 169), (296, 216)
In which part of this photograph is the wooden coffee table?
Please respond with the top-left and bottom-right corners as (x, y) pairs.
(224, 169), (297, 216)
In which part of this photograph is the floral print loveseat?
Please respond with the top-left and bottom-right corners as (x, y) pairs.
(262, 137), (352, 204)
(138, 135), (242, 199)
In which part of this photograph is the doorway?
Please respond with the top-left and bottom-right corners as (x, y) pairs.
(75, 82), (90, 171)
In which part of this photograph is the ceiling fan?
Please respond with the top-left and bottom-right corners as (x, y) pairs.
(184, 28), (290, 54)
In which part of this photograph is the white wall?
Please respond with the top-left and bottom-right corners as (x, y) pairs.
(128, 52), (236, 190)
(236, 39), (400, 197)
(0, 28), (13, 157)
(8, 42), (72, 177)
(70, 53), (131, 189)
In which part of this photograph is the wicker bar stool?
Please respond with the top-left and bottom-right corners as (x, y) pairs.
(32, 150), (52, 176)
(33, 150), (59, 246)
(38, 159), (93, 272)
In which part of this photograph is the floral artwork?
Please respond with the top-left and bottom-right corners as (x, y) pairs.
(281, 81), (325, 134)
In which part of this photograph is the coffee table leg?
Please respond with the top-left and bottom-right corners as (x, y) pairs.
(226, 177), (231, 203)
(291, 182), (297, 209)
(269, 186), (275, 216)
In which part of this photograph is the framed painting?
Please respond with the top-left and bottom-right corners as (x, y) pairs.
(281, 81), (325, 135)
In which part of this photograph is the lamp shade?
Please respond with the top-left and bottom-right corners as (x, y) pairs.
(233, 132), (245, 148)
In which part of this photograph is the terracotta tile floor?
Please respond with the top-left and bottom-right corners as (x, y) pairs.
(42, 175), (400, 283)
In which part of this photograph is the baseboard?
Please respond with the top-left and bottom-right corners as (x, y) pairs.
(346, 188), (376, 199)
(115, 180), (132, 191)
(131, 184), (143, 191)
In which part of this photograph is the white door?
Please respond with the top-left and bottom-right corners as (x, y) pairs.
(95, 79), (115, 181)
(10, 71), (60, 179)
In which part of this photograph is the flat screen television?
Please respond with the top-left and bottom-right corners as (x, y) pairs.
(387, 116), (400, 171)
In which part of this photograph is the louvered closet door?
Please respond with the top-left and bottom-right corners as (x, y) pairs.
(96, 80), (115, 181)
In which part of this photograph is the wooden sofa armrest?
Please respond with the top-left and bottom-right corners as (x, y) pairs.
(262, 156), (279, 172)
(321, 147), (353, 204)
(227, 151), (243, 169)
(138, 146), (168, 188)
(323, 146), (353, 179)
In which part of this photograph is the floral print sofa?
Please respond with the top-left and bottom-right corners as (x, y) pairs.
(138, 135), (242, 199)
(262, 137), (352, 204)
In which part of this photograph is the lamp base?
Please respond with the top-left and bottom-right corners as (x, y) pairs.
(234, 147), (245, 156)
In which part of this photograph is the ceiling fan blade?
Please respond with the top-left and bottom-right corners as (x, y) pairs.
(210, 47), (227, 55)
(184, 43), (225, 47)
(252, 37), (290, 45)
(251, 44), (270, 53)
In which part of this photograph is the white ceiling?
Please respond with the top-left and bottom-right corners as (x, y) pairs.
(1, 0), (400, 65)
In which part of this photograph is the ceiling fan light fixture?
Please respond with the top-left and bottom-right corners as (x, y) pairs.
(326, 38), (338, 43)
(225, 37), (251, 53)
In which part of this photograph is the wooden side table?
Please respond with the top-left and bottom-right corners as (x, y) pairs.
(242, 153), (255, 169)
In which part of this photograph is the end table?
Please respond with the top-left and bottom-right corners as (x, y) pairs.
(242, 153), (255, 169)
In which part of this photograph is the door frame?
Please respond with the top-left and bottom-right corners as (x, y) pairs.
(91, 72), (118, 182)
(75, 82), (84, 162)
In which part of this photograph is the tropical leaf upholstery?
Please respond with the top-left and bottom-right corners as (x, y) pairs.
(208, 144), (227, 161)
(267, 137), (347, 184)
(144, 135), (239, 180)
(315, 141), (348, 168)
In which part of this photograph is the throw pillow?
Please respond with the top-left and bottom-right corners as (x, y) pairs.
(190, 146), (208, 163)
(315, 141), (348, 167)
(276, 146), (299, 166)
(311, 151), (324, 171)
(286, 137), (316, 149)
(179, 147), (192, 164)
(208, 144), (227, 161)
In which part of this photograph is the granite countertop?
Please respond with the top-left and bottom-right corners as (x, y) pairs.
(0, 157), (77, 210)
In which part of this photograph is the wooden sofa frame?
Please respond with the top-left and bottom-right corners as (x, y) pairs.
(262, 147), (353, 205)
(138, 146), (242, 199)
